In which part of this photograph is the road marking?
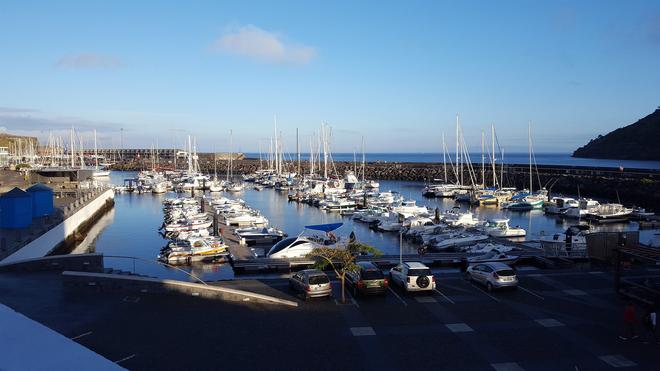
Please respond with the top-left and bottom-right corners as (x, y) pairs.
(350, 326), (376, 336)
(598, 354), (637, 367)
(387, 286), (408, 306)
(491, 362), (525, 371)
(114, 354), (136, 364)
(434, 288), (455, 304)
(518, 286), (544, 300)
(470, 283), (501, 302)
(445, 323), (474, 333)
(70, 331), (93, 340)
(535, 318), (565, 328)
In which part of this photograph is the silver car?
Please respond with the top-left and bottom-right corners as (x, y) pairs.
(289, 269), (332, 300)
(466, 262), (518, 291)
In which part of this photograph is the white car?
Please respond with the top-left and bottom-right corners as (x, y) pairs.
(389, 262), (436, 292)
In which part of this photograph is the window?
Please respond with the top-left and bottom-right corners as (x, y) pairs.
(408, 268), (432, 277)
(496, 269), (515, 277)
(361, 269), (384, 280)
(308, 275), (329, 285)
(267, 237), (298, 255)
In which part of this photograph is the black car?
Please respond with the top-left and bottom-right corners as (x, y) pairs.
(345, 261), (388, 296)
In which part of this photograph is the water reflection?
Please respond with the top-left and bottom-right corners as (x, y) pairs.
(84, 171), (650, 281)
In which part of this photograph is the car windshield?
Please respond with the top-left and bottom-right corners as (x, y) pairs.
(407, 268), (431, 276)
(308, 275), (329, 285)
(496, 269), (515, 277)
(361, 269), (384, 280)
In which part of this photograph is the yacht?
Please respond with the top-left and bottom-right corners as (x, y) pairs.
(429, 232), (489, 251)
(266, 223), (342, 259)
(467, 250), (518, 264)
(235, 226), (287, 245)
(442, 208), (480, 227)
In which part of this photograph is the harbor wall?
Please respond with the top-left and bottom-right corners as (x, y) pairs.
(1, 189), (115, 264)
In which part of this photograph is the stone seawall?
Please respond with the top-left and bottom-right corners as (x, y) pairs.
(113, 159), (659, 210)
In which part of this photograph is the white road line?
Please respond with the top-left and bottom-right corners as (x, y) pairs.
(518, 286), (544, 300)
(470, 283), (501, 302)
(388, 286), (408, 306)
(434, 288), (455, 304)
(70, 331), (93, 340)
(114, 354), (136, 364)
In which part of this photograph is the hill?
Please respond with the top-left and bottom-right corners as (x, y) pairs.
(573, 108), (660, 161)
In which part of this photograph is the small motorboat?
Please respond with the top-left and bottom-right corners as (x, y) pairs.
(467, 250), (518, 264)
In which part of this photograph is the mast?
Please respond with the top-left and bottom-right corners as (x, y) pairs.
(481, 130), (485, 188)
(94, 129), (99, 170)
(70, 127), (75, 168)
(361, 136), (365, 182)
(442, 132), (447, 183)
(274, 114), (279, 176)
(500, 147), (504, 188)
(528, 122), (532, 193)
(187, 135), (192, 173)
(491, 124), (496, 187)
(296, 128), (300, 178)
(258, 140), (263, 171)
(455, 114), (459, 185)
(322, 123), (328, 179)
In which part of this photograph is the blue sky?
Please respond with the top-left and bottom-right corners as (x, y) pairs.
(0, 0), (659, 153)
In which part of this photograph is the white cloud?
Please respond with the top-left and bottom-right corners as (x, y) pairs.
(55, 53), (123, 69)
(211, 24), (316, 65)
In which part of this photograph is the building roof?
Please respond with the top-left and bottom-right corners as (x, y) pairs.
(26, 183), (53, 193)
(0, 187), (31, 199)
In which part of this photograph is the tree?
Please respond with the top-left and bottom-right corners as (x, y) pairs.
(307, 241), (381, 303)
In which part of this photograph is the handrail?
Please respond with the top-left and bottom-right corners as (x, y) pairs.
(102, 254), (209, 286)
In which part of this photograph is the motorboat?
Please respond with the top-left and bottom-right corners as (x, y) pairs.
(235, 226), (287, 245)
(266, 223), (342, 259)
(429, 232), (489, 251)
(540, 225), (589, 250)
(544, 197), (579, 215)
(564, 199), (600, 219)
(158, 237), (228, 265)
(467, 250), (518, 264)
(442, 208), (480, 227)
(152, 181), (169, 194)
(363, 180), (380, 189)
(464, 242), (514, 253)
(392, 200), (429, 218)
(482, 218), (526, 238)
(584, 203), (633, 223)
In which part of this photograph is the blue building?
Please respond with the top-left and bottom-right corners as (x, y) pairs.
(26, 183), (54, 217)
(0, 187), (33, 229)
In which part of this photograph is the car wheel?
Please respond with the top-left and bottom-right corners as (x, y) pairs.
(487, 282), (493, 292)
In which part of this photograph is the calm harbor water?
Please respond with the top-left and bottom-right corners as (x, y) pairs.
(78, 171), (653, 282)
(245, 152), (660, 170)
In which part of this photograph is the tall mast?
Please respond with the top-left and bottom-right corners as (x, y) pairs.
(455, 114), (459, 185)
(296, 128), (300, 177)
(481, 130), (485, 188)
(528, 122), (532, 193)
(322, 123), (328, 179)
(187, 135), (192, 173)
(94, 129), (99, 170)
(258, 140), (263, 171)
(442, 132), (447, 183)
(491, 124), (496, 187)
(361, 136), (365, 182)
(274, 114), (279, 176)
(500, 147), (504, 188)
(70, 127), (75, 168)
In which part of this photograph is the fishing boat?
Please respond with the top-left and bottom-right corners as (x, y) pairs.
(584, 203), (633, 223)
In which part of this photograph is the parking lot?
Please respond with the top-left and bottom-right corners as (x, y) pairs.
(1, 266), (659, 370)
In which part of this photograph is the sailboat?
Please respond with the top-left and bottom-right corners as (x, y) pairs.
(225, 130), (243, 192)
(505, 123), (545, 211)
(92, 130), (110, 177)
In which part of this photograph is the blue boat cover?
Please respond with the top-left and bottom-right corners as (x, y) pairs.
(304, 223), (343, 232)
(510, 192), (530, 200)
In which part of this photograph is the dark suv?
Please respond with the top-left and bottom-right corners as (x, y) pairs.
(345, 261), (388, 296)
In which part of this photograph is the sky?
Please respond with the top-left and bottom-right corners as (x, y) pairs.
(0, 0), (659, 153)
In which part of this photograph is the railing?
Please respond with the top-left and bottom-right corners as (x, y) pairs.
(103, 255), (209, 286)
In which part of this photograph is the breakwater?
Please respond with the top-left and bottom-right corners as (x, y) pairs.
(112, 158), (659, 210)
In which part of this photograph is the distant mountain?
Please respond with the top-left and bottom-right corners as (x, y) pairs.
(573, 108), (660, 161)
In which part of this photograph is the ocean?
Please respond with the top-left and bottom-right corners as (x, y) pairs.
(243, 152), (660, 170)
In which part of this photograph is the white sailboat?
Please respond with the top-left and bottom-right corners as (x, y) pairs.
(92, 129), (110, 177)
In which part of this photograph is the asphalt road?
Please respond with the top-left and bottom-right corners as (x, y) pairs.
(1, 267), (659, 371)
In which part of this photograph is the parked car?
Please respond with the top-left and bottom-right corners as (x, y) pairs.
(345, 262), (388, 296)
(389, 262), (436, 292)
(466, 262), (518, 291)
(289, 269), (332, 300)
